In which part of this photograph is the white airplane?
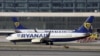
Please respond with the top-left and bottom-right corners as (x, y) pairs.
(6, 16), (94, 45)
(12, 16), (93, 33)
(6, 32), (89, 45)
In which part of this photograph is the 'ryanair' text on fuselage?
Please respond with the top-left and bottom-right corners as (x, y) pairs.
(17, 34), (48, 38)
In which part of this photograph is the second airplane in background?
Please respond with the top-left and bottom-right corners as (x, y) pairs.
(12, 16), (93, 33)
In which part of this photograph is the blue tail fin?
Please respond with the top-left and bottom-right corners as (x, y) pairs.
(75, 16), (94, 33)
(12, 17), (27, 29)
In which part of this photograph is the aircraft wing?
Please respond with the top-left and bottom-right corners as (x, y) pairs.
(31, 32), (51, 43)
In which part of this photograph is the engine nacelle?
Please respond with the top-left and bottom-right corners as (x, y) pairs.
(31, 38), (41, 43)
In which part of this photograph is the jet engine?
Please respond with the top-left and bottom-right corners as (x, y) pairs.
(31, 38), (41, 43)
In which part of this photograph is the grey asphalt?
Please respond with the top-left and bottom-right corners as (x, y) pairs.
(0, 50), (100, 56)
(0, 36), (100, 56)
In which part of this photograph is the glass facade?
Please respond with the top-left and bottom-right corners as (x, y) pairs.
(0, 0), (100, 12)
(0, 0), (100, 30)
(0, 17), (99, 29)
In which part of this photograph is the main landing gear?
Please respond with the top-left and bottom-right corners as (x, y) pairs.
(11, 41), (16, 45)
(45, 41), (53, 45)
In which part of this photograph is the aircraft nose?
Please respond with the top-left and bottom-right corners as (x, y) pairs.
(6, 36), (11, 40)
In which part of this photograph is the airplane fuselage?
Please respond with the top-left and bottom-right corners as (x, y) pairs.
(6, 32), (89, 42)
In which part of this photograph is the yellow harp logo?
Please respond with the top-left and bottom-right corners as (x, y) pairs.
(83, 22), (91, 29)
(15, 22), (20, 27)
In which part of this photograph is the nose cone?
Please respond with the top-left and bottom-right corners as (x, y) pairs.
(6, 36), (11, 40)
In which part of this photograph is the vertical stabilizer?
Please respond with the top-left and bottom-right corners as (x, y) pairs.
(12, 17), (27, 29)
(75, 16), (94, 33)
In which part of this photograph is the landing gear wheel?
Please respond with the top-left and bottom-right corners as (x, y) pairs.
(13, 41), (16, 45)
(50, 41), (53, 45)
(45, 42), (49, 45)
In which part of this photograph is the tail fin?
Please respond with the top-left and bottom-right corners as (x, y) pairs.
(75, 16), (94, 33)
(12, 17), (27, 29)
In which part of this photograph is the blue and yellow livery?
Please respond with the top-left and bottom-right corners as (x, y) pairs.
(12, 17), (27, 29)
(75, 16), (94, 33)
(12, 16), (94, 33)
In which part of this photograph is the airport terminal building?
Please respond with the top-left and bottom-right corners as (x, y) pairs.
(0, 0), (100, 12)
(0, 0), (100, 32)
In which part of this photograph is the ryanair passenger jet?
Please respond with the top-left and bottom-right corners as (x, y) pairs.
(12, 16), (93, 33)
(6, 16), (94, 45)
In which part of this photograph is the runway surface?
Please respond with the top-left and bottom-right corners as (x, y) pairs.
(0, 50), (100, 56)
(0, 36), (100, 56)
